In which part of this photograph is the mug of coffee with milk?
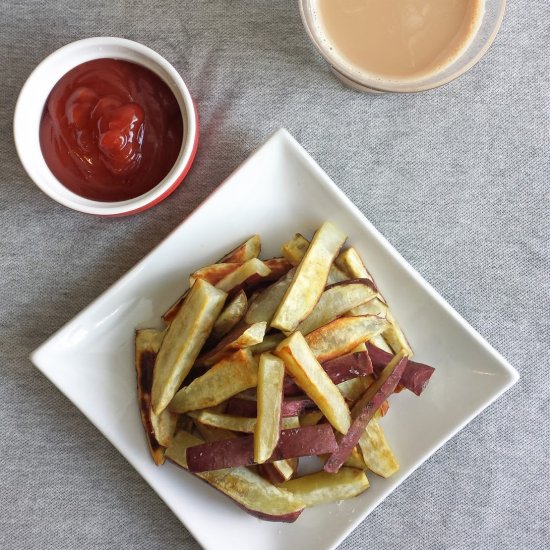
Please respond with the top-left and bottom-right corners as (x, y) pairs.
(299, 0), (506, 93)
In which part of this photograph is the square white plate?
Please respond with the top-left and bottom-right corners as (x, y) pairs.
(31, 128), (518, 550)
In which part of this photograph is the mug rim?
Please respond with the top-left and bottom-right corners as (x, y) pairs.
(298, 0), (507, 93)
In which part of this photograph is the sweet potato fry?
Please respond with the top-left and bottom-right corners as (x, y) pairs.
(189, 410), (299, 433)
(383, 309), (414, 356)
(186, 424), (338, 472)
(245, 268), (295, 325)
(326, 265), (349, 285)
(197, 322), (267, 366)
(305, 315), (388, 363)
(216, 258), (271, 292)
(193, 420), (236, 443)
(249, 333), (285, 355)
(217, 235), (261, 263)
(275, 332), (351, 435)
(370, 333), (393, 354)
(337, 376), (374, 405)
(280, 468), (369, 507)
(281, 396), (316, 417)
(255, 353), (285, 463)
(358, 419), (400, 478)
(282, 232), (349, 285)
(135, 329), (175, 465)
(244, 257), (293, 289)
(283, 352), (372, 396)
(152, 279), (227, 415)
(226, 395), (316, 418)
(169, 349), (258, 413)
(348, 297), (387, 317)
(344, 446), (367, 470)
(322, 351), (373, 384)
(271, 222), (347, 332)
(324, 352), (408, 473)
(258, 458), (298, 484)
(281, 233), (309, 265)
(366, 343), (435, 395)
(295, 279), (377, 335)
(163, 237), (260, 323)
(337, 247), (410, 357)
(299, 410), (324, 427)
(189, 262), (242, 287)
(225, 396), (258, 417)
(162, 290), (188, 324)
(189, 411), (257, 432)
(335, 247), (374, 282)
(166, 430), (304, 522)
(209, 290), (248, 342)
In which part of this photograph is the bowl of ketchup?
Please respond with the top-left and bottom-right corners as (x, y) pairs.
(14, 37), (198, 215)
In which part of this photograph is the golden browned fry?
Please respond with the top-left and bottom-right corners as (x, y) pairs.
(217, 235), (261, 263)
(166, 430), (304, 521)
(358, 419), (400, 478)
(245, 268), (295, 325)
(335, 247), (374, 282)
(135, 329), (175, 465)
(152, 279), (227, 415)
(189, 263), (242, 287)
(275, 332), (351, 434)
(283, 233), (348, 282)
(282, 233), (349, 285)
(216, 258), (271, 292)
(337, 376), (374, 405)
(295, 280), (377, 335)
(383, 309), (414, 357)
(255, 353), (285, 463)
(210, 290), (248, 342)
(280, 468), (369, 507)
(162, 237), (260, 324)
(305, 315), (388, 363)
(169, 349), (258, 413)
(271, 222), (347, 332)
(198, 322), (267, 367)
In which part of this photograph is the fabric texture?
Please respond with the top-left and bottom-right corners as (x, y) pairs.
(0, 1), (548, 549)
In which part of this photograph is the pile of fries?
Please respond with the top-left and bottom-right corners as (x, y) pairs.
(135, 222), (435, 521)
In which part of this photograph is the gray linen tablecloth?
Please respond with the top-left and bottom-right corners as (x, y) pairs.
(1, 1), (548, 549)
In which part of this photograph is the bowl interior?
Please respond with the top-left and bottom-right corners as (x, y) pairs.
(300, 0), (506, 93)
(14, 37), (196, 214)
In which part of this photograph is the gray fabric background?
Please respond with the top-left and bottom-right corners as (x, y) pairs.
(1, 1), (548, 549)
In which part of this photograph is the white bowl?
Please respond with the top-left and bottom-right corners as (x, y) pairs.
(13, 37), (198, 216)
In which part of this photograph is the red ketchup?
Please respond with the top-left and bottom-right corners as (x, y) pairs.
(39, 59), (183, 202)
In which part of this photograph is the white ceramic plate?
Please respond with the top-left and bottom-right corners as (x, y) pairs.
(31, 128), (519, 550)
